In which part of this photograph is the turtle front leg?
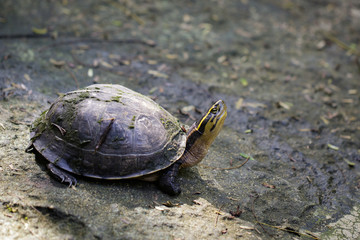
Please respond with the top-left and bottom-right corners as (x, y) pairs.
(157, 161), (182, 195)
(47, 163), (77, 187)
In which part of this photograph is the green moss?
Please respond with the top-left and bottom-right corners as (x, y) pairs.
(78, 91), (90, 99)
(57, 94), (88, 144)
(111, 95), (122, 102)
(112, 136), (125, 142)
(30, 110), (49, 141)
(160, 118), (179, 130)
(64, 129), (79, 144)
(54, 156), (61, 164)
(53, 90), (94, 145)
(64, 90), (90, 105)
(129, 115), (136, 129)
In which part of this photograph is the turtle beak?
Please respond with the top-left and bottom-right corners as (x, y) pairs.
(208, 100), (227, 133)
(215, 100), (227, 121)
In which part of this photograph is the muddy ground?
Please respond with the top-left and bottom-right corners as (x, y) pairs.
(1, 0), (360, 239)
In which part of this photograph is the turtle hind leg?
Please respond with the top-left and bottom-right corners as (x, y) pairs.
(157, 161), (182, 195)
(47, 163), (77, 187)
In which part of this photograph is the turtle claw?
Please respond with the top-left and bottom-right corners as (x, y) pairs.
(60, 175), (77, 187)
(47, 163), (77, 187)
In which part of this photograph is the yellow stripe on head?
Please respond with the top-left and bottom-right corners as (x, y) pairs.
(196, 100), (227, 135)
(181, 100), (227, 168)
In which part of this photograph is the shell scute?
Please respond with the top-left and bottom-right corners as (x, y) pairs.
(31, 84), (186, 179)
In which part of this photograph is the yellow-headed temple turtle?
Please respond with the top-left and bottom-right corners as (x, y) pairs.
(26, 84), (227, 195)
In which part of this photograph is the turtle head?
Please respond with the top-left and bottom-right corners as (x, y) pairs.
(181, 100), (227, 168)
(196, 100), (227, 139)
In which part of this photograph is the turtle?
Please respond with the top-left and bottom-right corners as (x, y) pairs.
(26, 84), (227, 195)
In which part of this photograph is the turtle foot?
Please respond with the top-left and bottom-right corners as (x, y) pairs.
(157, 162), (182, 195)
(47, 163), (77, 187)
(158, 180), (181, 196)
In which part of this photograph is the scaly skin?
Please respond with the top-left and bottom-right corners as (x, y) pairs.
(157, 100), (227, 195)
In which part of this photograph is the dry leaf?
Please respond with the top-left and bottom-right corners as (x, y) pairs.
(238, 225), (255, 230)
(49, 58), (66, 67)
(32, 27), (47, 35)
(23, 74), (31, 81)
(243, 102), (266, 108)
(348, 89), (357, 95)
(327, 143), (339, 151)
(183, 14), (191, 22)
(217, 55), (227, 63)
(320, 116), (330, 125)
(192, 200), (202, 205)
(262, 182), (276, 189)
(148, 70), (168, 79)
(344, 158), (355, 167)
(235, 98), (243, 110)
(147, 60), (157, 65)
(162, 201), (180, 207)
(276, 101), (292, 110)
(154, 206), (166, 211)
(166, 54), (178, 60)
(99, 60), (113, 68)
(341, 99), (354, 104)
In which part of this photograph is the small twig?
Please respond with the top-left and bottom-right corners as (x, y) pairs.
(38, 38), (155, 52)
(70, 52), (97, 68)
(229, 205), (242, 217)
(178, 109), (196, 121)
(95, 118), (115, 152)
(0, 33), (50, 39)
(323, 32), (360, 57)
(255, 221), (320, 240)
(220, 157), (250, 170)
(51, 123), (66, 136)
(21, 218), (39, 238)
(251, 193), (272, 236)
(214, 204), (224, 227)
(201, 157), (250, 170)
(64, 65), (79, 89)
(8, 119), (31, 126)
(181, 125), (187, 133)
(29, 205), (42, 214)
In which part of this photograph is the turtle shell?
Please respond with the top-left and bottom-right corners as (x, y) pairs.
(30, 84), (186, 179)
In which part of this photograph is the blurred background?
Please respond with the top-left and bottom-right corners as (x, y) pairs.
(1, 0), (359, 239)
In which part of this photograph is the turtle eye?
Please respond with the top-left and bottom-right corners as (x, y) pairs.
(210, 104), (220, 114)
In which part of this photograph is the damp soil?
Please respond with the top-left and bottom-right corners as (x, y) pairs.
(1, 0), (360, 239)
